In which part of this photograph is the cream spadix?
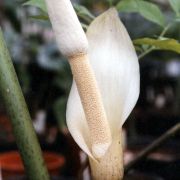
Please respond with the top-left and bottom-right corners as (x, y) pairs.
(45, 0), (88, 57)
(67, 8), (140, 178)
(45, 0), (112, 158)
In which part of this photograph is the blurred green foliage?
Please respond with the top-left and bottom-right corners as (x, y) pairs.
(116, 0), (165, 27)
(24, 0), (180, 56)
(134, 38), (180, 54)
(169, 0), (180, 18)
(24, 0), (47, 12)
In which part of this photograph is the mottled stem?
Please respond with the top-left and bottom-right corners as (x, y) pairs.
(0, 29), (50, 180)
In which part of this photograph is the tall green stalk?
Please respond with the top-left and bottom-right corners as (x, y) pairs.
(0, 29), (50, 180)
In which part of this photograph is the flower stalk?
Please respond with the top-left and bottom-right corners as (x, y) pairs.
(0, 29), (49, 180)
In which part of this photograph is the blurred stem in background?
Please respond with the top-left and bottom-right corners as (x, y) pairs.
(0, 28), (50, 180)
(138, 23), (172, 60)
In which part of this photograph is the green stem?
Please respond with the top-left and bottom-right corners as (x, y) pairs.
(138, 23), (172, 60)
(159, 23), (172, 37)
(138, 46), (154, 60)
(0, 29), (50, 180)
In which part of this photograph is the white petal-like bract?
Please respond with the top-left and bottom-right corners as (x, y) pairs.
(45, 0), (88, 57)
(66, 8), (140, 158)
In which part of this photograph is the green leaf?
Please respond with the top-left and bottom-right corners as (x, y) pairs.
(134, 38), (180, 54)
(29, 15), (49, 21)
(175, 17), (180, 22)
(73, 3), (95, 23)
(23, 0), (47, 13)
(169, 0), (180, 17)
(23, 1), (93, 25)
(116, 0), (165, 27)
(107, 0), (113, 6)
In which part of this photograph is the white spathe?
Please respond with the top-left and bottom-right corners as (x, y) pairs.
(66, 8), (140, 159)
(45, 0), (88, 57)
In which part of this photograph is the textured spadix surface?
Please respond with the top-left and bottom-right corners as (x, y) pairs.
(45, 0), (88, 57)
(66, 8), (140, 159)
